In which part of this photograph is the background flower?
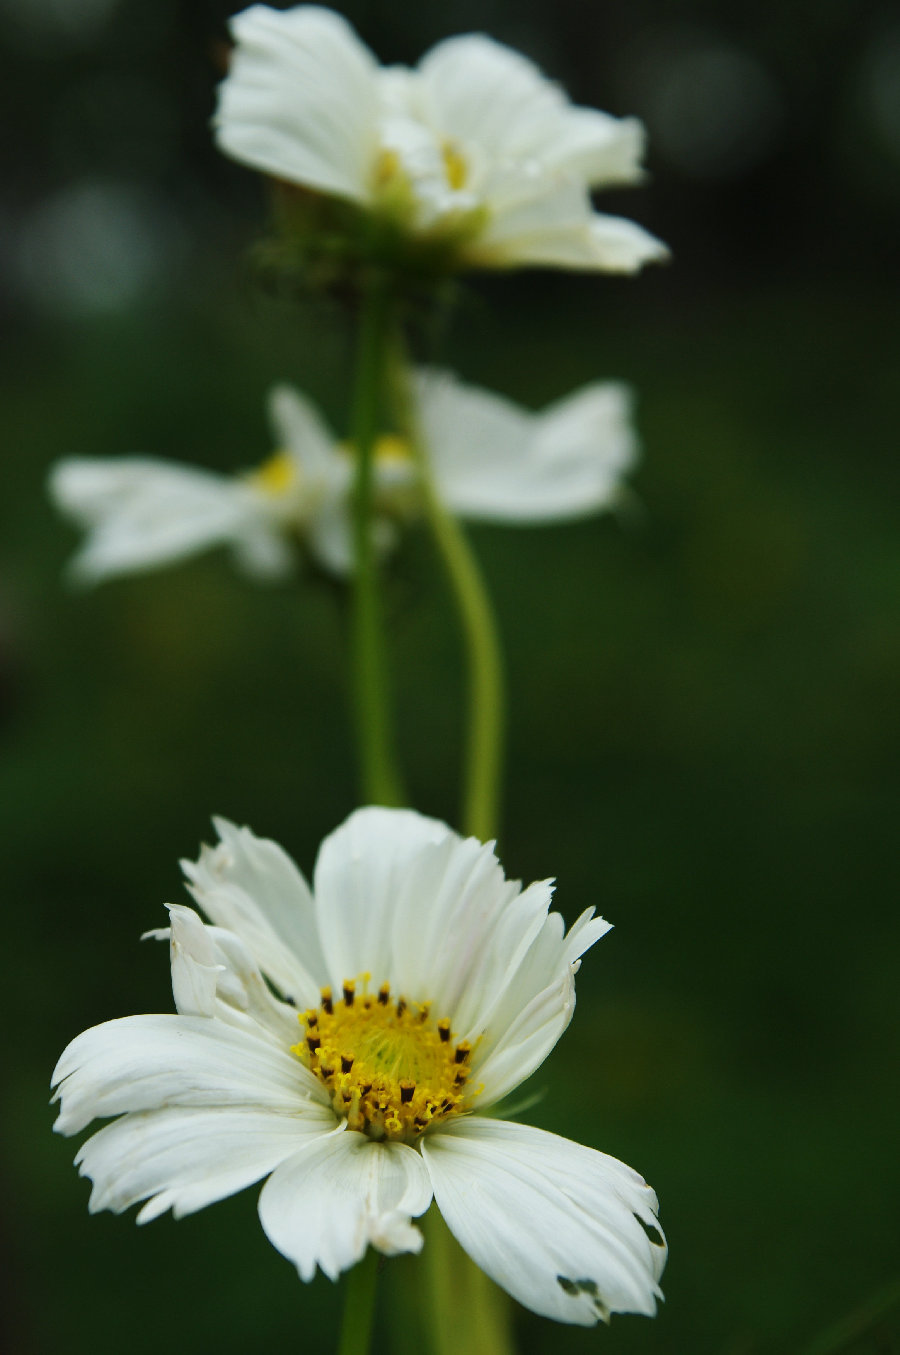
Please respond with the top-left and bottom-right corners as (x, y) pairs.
(214, 5), (668, 274)
(49, 371), (638, 584)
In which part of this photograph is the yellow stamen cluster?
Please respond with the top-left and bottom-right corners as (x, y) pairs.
(292, 979), (472, 1143)
(247, 450), (298, 497)
(441, 141), (469, 192)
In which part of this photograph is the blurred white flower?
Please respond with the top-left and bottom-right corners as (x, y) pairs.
(49, 372), (638, 585)
(214, 4), (668, 274)
(52, 807), (666, 1324)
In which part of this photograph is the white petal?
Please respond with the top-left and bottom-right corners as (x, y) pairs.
(76, 1101), (335, 1223)
(182, 818), (327, 1009)
(548, 109), (648, 187)
(418, 372), (637, 523)
(214, 5), (380, 202)
(312, 806), (456, 989)
(311, 808), (551, 1033)
(258, 1128), (432, 1280)
(266, 385), (338, 482)
(417, 35), (568, 166)
(305, 493), (357, 576)
(229, 524), (297, 580)
(423, 1118), (665, 1324)
(158, 903), (301, 1046)
(52, 1013), (321, 1137)
(161, 903), (222, 1018)
(472, 909), (611, 1107)
(48, 457), (282, 584)
(586, 214), (671, 272)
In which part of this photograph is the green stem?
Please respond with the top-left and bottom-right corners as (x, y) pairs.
(338, 1248), (379, 1355)
(423, 1209), (515, 1355)
(390, 354), (505, 841)
(351, 274), (405, 808)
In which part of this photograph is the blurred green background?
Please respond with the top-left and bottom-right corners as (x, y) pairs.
(2, 1), (899, 1352)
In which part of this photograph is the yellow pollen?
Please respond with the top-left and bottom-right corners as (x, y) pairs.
(374, 148), (402, 190)
(441, 141), (468, 192)
(247, 449), (297, 497)
(292, 979), (472, 1142)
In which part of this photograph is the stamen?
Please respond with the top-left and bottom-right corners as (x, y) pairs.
(442, 141), (468, 192)
(247, 449), (298, 497)
(291, 976), (475, 1143)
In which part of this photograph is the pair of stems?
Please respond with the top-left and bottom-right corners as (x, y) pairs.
(340, 273), (510, 1355)
(349, 273), (504, 843)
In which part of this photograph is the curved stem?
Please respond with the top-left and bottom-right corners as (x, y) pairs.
(389, 354), (505, 840)
(351, 275), (405, 808)
(338, 1248), (379, 1355)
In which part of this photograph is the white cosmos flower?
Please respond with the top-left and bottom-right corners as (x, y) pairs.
(214, 4), (669, 275)
(52, 807), (666, 1325)
(49, 371), (638, 585)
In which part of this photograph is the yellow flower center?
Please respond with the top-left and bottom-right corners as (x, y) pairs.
(246, 450), (298, 497)
(292, 980), (472, 1143)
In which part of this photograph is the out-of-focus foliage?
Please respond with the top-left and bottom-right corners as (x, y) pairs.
(2, 2), (898, 1354)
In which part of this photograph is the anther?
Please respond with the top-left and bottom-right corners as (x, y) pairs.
(306, 1034), (321, 1054)
(378, 983), (390, 1005)
(321, 987), (333, 1015)
(437, 1018), (451, 1043)
(454, 1041), (471, 1064)
(305, 1011), (318, 1028)
(340, 1053), (354, 1074)
(343, 981), (356, 1007)
(396, 997), (407, 1017)
(399, 1081), (415, 1104)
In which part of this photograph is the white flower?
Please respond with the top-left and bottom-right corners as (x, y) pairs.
(49, 372), (638, 585)
(52, 808), (666, 1324)
(214, 5), (669, 275)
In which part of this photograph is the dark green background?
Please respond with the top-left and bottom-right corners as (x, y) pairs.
(2, 2), (898, 1352)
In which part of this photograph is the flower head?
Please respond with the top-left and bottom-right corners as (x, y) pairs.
(49, 371), (638, 585)
(214, 5), (668, 276)
(52, 807), (666, 1325)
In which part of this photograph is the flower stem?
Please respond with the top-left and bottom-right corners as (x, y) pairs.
(389, 354), (505, 841)
(351, 274), (405, 808)
(338, 1248), (379, 1355)
(423, 1209), (514, 1355)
